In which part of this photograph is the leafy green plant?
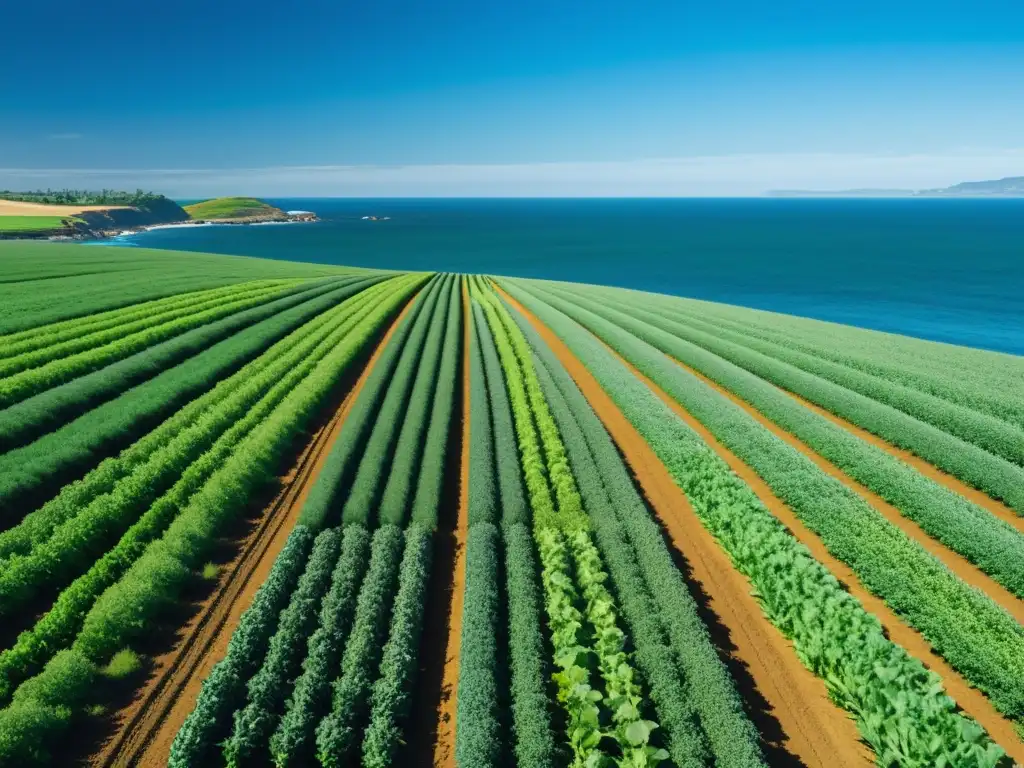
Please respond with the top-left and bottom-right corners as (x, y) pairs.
(101, 649), (141, 679)
(223, 528), (340, 767)
(503, 278), (1009, 766)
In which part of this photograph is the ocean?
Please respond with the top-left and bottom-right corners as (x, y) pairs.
(92, 198), (1024, 355)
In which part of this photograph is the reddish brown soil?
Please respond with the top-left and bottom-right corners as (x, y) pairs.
(90, 297), (416, 768)
(430, 278), (471, 767)
(498, 287), (872, 768)
(662, 354), (1024, 625)
(559, 314), (1024, 762)
(786, 388), (1024, 534)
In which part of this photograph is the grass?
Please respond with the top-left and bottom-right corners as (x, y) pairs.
(184, 197), (281, 220)
(102, 649), (142, 679)
(0, 216), (70, 233)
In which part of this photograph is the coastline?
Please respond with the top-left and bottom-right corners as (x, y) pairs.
(51, 211), (320, 243)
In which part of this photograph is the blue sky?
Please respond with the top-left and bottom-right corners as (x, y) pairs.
(2, 0), (1023, 195)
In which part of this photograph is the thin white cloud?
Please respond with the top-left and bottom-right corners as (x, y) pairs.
(46, 133), (83, 141)
(2, 149), (1023, 196)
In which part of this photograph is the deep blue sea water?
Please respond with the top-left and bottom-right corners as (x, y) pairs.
(93, 198), (1024, 355)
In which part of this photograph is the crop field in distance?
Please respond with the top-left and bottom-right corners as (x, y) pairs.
(1, 239), (1023, 768)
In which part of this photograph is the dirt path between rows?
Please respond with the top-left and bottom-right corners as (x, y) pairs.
(497, 287), (872, 768)
(657, 356), (1024, 626)
(90, 297), (416, 768)
(426, 277), (471, 767)
(542, 309), (1024, 762)
(783, 388), (1024, 534)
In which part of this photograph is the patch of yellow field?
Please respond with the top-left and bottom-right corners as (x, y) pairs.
(0, 199), (130, 216)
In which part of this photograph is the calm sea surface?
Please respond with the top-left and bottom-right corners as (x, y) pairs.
(93, 198), (1024, 355)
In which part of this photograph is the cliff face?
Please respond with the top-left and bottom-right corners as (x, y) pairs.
(73, 198), (189, 233)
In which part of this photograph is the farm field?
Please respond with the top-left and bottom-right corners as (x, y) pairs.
(0, 241), (1022, 768)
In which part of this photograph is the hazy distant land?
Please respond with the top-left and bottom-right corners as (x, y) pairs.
(768, 175), (1024, 198)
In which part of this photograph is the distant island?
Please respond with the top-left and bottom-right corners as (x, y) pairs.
(0, 192), (317, 239)
(768, 175), (1024, 198)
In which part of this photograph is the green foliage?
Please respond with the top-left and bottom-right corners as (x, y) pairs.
(527, 281), (1024, 720)
(408, 275), (463, 529)
(184, 196), (280, 219)
(474, 301), (530, 529)
(0, 650), (98, 767)
(223, 528), (340, 767)
(0, 284), (392, 633)
(0, 278), (379, 560)
(342, 276), (450, 526)
(0, 216), (68, 233)
(620, 295), (1024, 467)
(478, 284), (661, 766)
(520, 310), (765, 768)
(455, 523), (504, 767)
(555, 287), (1024, 599)
(503, 522), (559, 766)
(296, 274), (434, 530)
(466, 299), (499, 528)
(315, 525), (404, 768)
(0, 189), (164, 206)
(70, 279), (416, 663)
(362, 524), (433, 767)
(0, 241), (352, 335)
(503, 279), (1009, 766)
(0, 277), (364, 506)
(168, 527), (315, 768)
(376, 275), (456, 526)
(0, 283), (299, 409)
(101, 649), (142, 679)
(200, 562), (220, 580)
(537, 526), (608, 766)
(269, 525), (371, 767)
(557, 285), (1024, 511)
(0, 280), (289, 379)
(619, 284), (1024, 431)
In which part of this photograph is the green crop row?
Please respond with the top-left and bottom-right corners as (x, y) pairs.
(315, 524), (404, 768)
(270, 525), (371, 767)
(0, 277), (395, 561)
(493, 284), (698, 765)
(474, 300), (530, 529)
(501, 279), (1010, 766)
(529, 281), (1024, 718)
(469, 298), (554, 765)
(526, 336), (764, 768)
(407, 275), (463, 530)
(0, 280), (292, 363)
(455, 522), (504, 767)
(376, 275), (456, 526)
(0, 278), (416, 719)
(296, 275), (435, 531)
(476, 282), (662, 766)
(168, 527), (315, 768)
(575, 280), (1024, 431)
(0, 280), (396, 621)
(603, 293), (1024, 468)
(546, 285), (1024, 598)
(341, 276), (450, 526)
(0, 281), (304, 408)
(554, 283), (1024, 509)
(0, 280), (291, 379)
(362, 523), (433, 767)
(0, 277), (369, 507)
(69, 276), (416, 663)
(224, 528), (341, 767)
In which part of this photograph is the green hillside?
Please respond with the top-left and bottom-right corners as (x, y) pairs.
(0, 216), (72, 234)
(184, 197), (283, 220)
